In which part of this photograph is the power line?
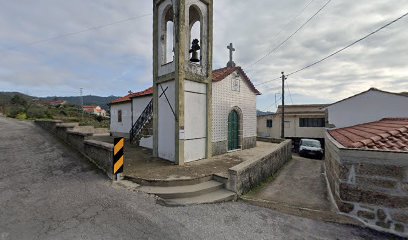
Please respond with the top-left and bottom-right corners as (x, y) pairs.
(286, 81), (294, 104)
(255, 76), (281, 86)
(246, 0), (315, 69)
(286, 11), (408, 77)
(254, 10), (408, 86)
(247, 0), (332, 69)
(264, 96), (282, 111)
(1, 13), (152, 52)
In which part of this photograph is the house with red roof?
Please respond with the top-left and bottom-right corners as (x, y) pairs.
(82, 105), (107, 117)
(109, 88), (153, 141)
(48, 100), (67, 107)
(325, 88), (408, 128)
(109, 65), (261, 156)
(325, 118), (408, 237)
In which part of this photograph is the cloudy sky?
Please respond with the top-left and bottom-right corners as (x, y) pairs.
(0, 0), (407, 111)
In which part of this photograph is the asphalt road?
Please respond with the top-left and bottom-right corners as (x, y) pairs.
(0, 116), (397, 240)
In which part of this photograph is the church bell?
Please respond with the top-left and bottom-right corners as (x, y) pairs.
(189, 39), (201, 63)
(190, 51), (200, 63)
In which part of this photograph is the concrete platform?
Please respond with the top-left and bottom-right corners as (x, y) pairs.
(244, 155), (361, 225)
(247, 155), (332, 211)
(106, 140), (280, 183)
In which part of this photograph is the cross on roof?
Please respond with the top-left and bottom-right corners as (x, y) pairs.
(227, 43), (236, 67)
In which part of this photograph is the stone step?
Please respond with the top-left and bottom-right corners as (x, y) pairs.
(126, 175), (213, 187)
(137, 180), (224, 199)
(157, 189), (237, 207)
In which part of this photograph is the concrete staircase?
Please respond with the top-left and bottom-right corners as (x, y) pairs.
(136, 178), (236, 207)
(136, 119), (153, 143)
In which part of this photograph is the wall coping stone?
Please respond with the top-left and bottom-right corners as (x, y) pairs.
(93, 133), (111, 137)
(229, 140), (291, 175)
(34, 119), (63, 123)
(256, 137), (284, 144)
(84, 140), (113, 151)
(56, 123), (79, 128)
(66, 130), (94, 137)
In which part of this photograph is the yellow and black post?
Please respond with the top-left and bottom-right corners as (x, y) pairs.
(113, 138), (124, 180)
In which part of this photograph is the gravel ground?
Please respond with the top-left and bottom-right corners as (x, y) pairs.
(0, 116), (400, 240)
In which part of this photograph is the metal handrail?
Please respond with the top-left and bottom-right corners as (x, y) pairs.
(129, 100), (153, 143)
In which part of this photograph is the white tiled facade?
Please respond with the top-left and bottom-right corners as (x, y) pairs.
(212, 71), (257, 142)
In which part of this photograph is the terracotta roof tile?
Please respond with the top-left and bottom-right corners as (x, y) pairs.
(329, 118), (408, 152)
(111, 66), (261, 105)
(212, 66), (261, 95)
(110, 87), (153, 105)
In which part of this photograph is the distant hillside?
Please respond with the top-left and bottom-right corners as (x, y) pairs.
(0, 92), (119, 111)
(401, 92), (408, 97)
(40, 95), (119, 110)
(0, 92), (34, 102)
(257, 110), (274, 116)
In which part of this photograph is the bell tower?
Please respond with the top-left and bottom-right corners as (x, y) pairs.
(152, 0), (213, 164)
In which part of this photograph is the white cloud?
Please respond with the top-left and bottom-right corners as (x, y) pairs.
(0, 0), (406, 110)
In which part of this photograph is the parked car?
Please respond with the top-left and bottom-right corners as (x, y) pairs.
(299, 139), (324, 159)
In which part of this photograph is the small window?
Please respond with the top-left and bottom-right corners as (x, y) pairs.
(299, 118), (325, 127)
(118, 110), (122, 123)
(266, 119), (272, 128)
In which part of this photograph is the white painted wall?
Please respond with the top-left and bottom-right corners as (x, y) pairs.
(132, 96), (152, 123)
(158, 80), (176, 162)
(271, 114), (326, 139)
(140, 136), (153, 149)
(110, 102), (132, 137)
(212, 71), (257, 143)
(184, 80), (207, 162)
(327, 90), (408, 128)
(135, 96), (153, 150)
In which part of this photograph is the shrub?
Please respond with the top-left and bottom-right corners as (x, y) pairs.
(27, 107), (48, 119)
(16, 112), (27, 120)
(6, 107), (23, 118)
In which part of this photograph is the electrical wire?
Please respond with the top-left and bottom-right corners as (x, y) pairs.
(287, 11), (408, 77)
(1, 13), (152, 52)
(286, 81), (294, 104)
(247, 0), (331, 69)
(254, 10), (408, 86)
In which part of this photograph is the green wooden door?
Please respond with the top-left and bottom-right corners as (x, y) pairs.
(228, 110), (239, 151)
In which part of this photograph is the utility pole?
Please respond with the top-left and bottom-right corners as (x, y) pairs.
(80, 88), (84, 121)
(281, 72), (286, 139)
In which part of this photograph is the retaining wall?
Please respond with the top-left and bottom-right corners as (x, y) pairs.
(84, 140), (114, 180)
(226, 139), (292, 195)
(325, 133), (408, 238)
(34, 120), (63, 133)
(35, 120), (114, 179)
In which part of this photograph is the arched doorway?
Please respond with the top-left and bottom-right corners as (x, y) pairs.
(228, 110), (240, 151)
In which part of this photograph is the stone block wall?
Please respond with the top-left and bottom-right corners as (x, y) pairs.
(66, 131), (93, 154)
(34, 120), (63, 134)
(35, 120), (114, 180)
(56, 123), (79, 142)
(84, 140), (114, 179)
(226, 140), (292, 195)
(242, 136), (256, 150)
(325, 134), (408, 237)
(211, 137), (257, 157)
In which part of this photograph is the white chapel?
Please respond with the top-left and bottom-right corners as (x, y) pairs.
(110, 0), (260, 165)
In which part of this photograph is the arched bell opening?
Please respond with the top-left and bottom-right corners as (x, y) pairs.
(188, 5), (202, 64)
(161, 6), (174, 65)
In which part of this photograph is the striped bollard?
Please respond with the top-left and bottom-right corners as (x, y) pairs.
(113, 138), (124, 181)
